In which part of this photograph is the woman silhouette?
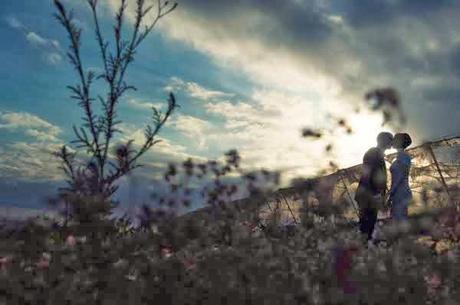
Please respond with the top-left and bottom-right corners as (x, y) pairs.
(389, 133), (413, 221)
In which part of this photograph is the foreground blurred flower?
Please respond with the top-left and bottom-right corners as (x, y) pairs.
(425, 273), (442, 296)
(36, 253), (51, 269)
(125, 269), (138, 281)
(183, 258), (196, 270)
(242, 221), (258, 233)
(36, 258), (50, 269)
(434, 240), (452, 254)
(0, 256), (12, 271)
(77, 236), (87, 243)
(333, 244), (359, 294)
(66, 235), (77, 247)
(161, 246), (173, 258)
(113, 259), (128, 269)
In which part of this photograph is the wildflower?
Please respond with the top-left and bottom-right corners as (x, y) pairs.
(66, 234), (77, 247)
(125, 269), (138, 281)
(161, 245), (173, 258)
(333, 245), (359, 294)
(36, 258), (50, 269)
(242, 221), (258, 233)
(76, 236), (86, 244)
(34, 252), (51, 270)
(113, 259), (128, 269)
(0, 256), (12, 271)
(425, 273), (442, 296)
(434, 240), (451, 254)
(183, 258), (196, 270)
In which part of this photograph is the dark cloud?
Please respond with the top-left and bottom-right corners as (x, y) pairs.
(334, 0), (395, 27)
(134, 0), (460, 140)
(335, 0), (457, 27)
(398, 0), (456, 16)
(175, 0), (333, 44)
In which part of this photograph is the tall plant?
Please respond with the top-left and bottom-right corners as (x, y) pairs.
(53, 0), (178, 209)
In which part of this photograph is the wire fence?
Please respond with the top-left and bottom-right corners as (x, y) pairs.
(257, 136), (460, 226)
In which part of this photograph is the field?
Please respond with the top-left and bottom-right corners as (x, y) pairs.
(1, 159), (459, 305)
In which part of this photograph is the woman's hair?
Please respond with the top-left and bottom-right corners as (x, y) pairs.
(393, 133), (412, 149)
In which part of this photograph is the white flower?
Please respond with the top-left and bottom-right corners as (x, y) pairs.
(113, 259), (128, 269)
(150, 224), (159, 234)
(77, 236), (87, 243)
(125, 268), (138, 281)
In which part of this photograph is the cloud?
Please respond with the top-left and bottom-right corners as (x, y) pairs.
(0, 142), (64, 182)
(25, 129), (61, 142)
(165, 77), (234, 101)
(26, 32), (49, 47)
(335, 0), (455, 27)
(126, 98), (163, 110)
(0, 111), (62, 142)
(5, 16), (23, 29)
(0, 112), (65, 180)
(201, 89), (377, 180)
(150, 0), (459, 137)
(171, 114), (214, 149)
(46, 53), (63, 65)
(5, 16), (62, 65)
(104, 0), (460, 180)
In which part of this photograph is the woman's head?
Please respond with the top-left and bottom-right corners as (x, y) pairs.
(392, 133), (412, 150)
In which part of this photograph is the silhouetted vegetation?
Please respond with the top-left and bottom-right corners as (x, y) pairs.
(52, 0), (178, 221)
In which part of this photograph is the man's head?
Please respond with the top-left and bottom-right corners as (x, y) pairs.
(376, 132), (393, 150)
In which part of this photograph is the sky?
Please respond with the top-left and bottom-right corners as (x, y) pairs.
(0, 0), (459, 215)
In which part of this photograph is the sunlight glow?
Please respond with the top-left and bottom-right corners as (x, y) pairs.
(333, 110), (394, 168)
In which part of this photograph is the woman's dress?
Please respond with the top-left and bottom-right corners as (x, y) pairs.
(389, 151), (412, 221)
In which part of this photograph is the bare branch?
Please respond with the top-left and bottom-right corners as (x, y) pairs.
(54, 0), (177, 205)
(54, 0), (102, 169)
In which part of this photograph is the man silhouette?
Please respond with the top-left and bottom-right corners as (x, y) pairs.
(355, 132), (393, 242)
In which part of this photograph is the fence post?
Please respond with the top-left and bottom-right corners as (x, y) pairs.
(339, 169), (360, 219)
(280, 193), (299, 224)
(426, 143), (454, 207)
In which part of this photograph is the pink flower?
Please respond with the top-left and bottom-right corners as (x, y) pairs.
(36, 254), (51, 269)
(183, 258), (196, 270)
(36, 259), (50, 269)
(161, 246), (173, 258)
(0, 256), (12, 270)
(249, 223), (258, 232)
(334, 245), (359, 294)
(425, 273), (442, 296)
(242, 221), (258, 232)
(66, 235), (77, 247)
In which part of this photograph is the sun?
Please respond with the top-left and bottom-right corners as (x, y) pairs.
(333, 110), (394, 168)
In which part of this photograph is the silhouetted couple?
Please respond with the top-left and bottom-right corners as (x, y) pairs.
(355, 132), (413, 243)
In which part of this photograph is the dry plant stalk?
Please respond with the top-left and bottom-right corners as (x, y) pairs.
(52, 0), (178, 208)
